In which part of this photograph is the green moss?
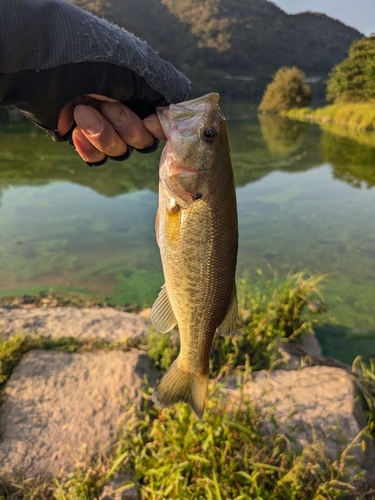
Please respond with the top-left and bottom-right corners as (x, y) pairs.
(0, 334), (131, 390)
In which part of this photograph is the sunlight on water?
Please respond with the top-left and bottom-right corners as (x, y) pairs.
(0, 112), (375, 362)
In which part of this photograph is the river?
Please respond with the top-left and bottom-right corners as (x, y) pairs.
(0, 108), (374, 363)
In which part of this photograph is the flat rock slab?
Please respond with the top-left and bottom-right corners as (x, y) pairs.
(226, 366), (375, 488)
(0, 349), (160, 478)
(0, 307), (148, 342)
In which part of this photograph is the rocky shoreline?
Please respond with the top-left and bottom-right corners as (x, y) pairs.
(0, 305), (374, 496)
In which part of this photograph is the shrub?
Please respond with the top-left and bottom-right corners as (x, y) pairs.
(258, 67), (312, 113)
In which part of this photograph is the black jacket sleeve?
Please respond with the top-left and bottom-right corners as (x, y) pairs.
(0, 0), (190, 141)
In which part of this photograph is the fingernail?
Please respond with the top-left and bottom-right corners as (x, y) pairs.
(101, 101), (127, 127)
(74, 105), (102, 135)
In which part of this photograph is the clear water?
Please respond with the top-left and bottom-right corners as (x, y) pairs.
(1, 111), (375, 363)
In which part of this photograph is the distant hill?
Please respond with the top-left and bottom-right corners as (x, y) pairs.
(68, 0), (362, 101)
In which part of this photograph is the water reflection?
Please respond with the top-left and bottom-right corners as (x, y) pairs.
(0, 128), (160, 197)
(259, 114), (375, 190)
(2, 118), (375, 198)
(1, 115), (375, 362)
(0, 119), (321, 210)
(320, 129), (375, 189)
(258, 114), (308, 156)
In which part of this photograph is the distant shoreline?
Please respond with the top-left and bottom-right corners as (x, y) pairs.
(283, 102), (375, 133)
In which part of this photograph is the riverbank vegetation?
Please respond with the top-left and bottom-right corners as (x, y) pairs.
(283, 102), (375, 132)
(282, 36), (375, 131)
(0, 273), (374, 498)
(326, 37), (375, 104)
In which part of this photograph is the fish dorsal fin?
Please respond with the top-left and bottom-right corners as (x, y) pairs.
(151, 284), (177, 333)
(217, 283), (238, 337)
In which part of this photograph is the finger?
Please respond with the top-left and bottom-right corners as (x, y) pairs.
(143, 114), (167, 141)
(87, 93), (118, 103)
(57, 96), (95, 136)
(72, 127), (106, 164)
(74, 105), (128, 157)
(100, 101), (155, 150)
(57, 100), (76, 137)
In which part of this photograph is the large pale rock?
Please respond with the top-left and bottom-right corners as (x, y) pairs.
(226, 366), (375, 488)
(0, 307), (148, 342)
(0, 349), (160, 478)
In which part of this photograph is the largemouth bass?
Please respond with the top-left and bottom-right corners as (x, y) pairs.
(151, 93), (238, 419)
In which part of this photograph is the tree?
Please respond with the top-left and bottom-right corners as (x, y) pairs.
(258, 67), (312, 113)
(326, 36), (375, 103)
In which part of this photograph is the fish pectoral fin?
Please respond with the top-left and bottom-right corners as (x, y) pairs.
(217, 283), (238, 337)
(152, 358), (208, 419)
(150, 284), (177, 333)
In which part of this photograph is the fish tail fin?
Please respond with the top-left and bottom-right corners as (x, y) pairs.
(152, 358), (208, 419)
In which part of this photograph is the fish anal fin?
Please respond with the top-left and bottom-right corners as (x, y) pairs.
(152, 358), (208, 419)
(151, 284), (177, 333)
(217, 283), (238, 337)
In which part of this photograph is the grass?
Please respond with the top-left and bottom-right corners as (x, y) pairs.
(353, 357), (375, 437)
(283, 102), (375, 133)
(113, 384), (368, 500)
(0, 272), (374, 499)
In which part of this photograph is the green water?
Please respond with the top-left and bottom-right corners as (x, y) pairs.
(0, 111), (375, 363)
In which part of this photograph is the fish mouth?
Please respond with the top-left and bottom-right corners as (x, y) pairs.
(156, 93), (222, 128)
(169, 93), (220, 117)
(157, 93), (219, 113)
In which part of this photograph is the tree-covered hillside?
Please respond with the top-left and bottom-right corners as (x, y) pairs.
(68, 0), (362, 100)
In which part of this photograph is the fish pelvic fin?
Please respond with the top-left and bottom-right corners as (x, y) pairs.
(151, 284), (177, 333)
(152, 359), (208, 419)
(217, 282), (238, 337)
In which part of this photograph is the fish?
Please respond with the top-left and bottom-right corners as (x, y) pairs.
(151, 93), (238, 419)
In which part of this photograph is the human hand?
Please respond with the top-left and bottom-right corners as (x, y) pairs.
(57, 95), (167, 165)
(0, 0), (189, 164)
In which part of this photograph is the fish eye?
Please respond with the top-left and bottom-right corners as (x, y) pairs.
(202, 127), (217, 144)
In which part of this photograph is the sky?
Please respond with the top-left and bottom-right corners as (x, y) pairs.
(270, 0), (374, 36)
